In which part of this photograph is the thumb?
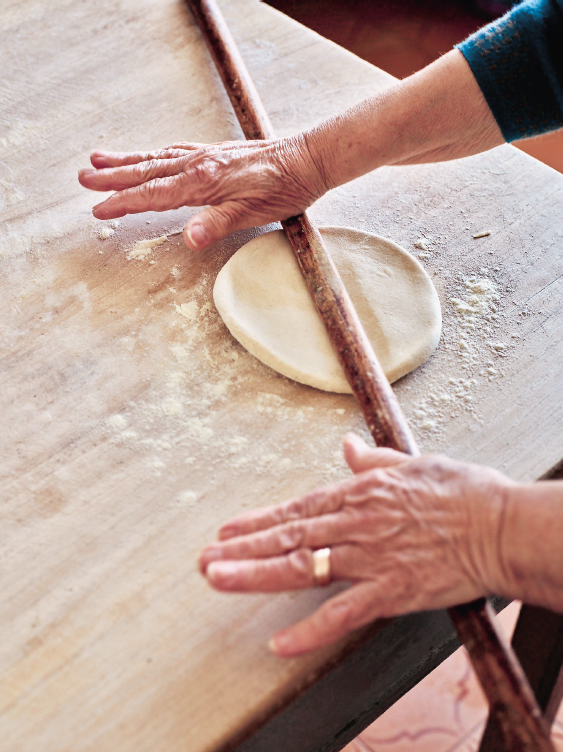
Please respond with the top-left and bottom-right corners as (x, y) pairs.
(268, 582), (383, 657)
(184, 201), (248, 251)
(343, 432), (408, 474)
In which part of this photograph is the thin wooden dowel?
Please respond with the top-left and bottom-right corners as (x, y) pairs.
(451, 599), (554, 751)
(281, 213), (417, 452)
(187, 0), (417, 454)
(185, 0), (555, 749)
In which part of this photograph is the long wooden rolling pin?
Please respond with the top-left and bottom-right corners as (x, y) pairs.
(185, 1), (554, 749)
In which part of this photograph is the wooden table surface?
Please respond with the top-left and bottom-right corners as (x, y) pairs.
(2, 1), (563, 751)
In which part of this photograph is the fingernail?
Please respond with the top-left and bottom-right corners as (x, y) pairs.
(207, 560), (237, 584)
(218, 525), (237, 540)
(203, 546), (223, 562)
(345, 432), (361, 444)
(268, 633), (291, 654)
(206, 562), (218, 583)
(79, 168), (96, 178)
(186, 223), (208, 249)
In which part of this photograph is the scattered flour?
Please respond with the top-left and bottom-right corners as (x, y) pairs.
(229, 435), (249, 454)
(451, 276), (498, 321)
(161, 397), (183, 417)
(449, 275), (501, 365)
(414, 237), (430, 251)
(103, 232), (478, 497)
(490, 341), (508, 353)
(151, 458), (166, 473)
(406, 269), (517, 438)
(98, 226), (115, 240)
(177, 490), (199, 507)
(126, 235), (168, 261)
(408, 377), (478, 434)
(104, 282), (353, 496)
(107, 413), (127, 430)
(175, 301), (198, 321)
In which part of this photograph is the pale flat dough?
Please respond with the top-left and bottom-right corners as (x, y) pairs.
(213, 226), (441, 393)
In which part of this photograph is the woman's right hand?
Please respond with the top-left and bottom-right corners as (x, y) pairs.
(78, 134), (329, 251)
(199, 434), (516, 656)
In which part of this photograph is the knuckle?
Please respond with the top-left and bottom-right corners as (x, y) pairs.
(326, 599), (354, 630)
(186, 158), (213, 184)
(169, 141), (196, 150)
(287, 549), (313, 582)
(163, 149), (188, 160)
(343, 471), (384, 504)
(283, 498), (306, 522)
(146, 148), (175, 161)
(278, 521), (305, 551)
(268, 506), (290, 527)
(301, 489), (327, 517)
(209, 205), (229, 228)
(137, 158), (160, 179)
(138, 180), (158, 206)
(211, 203), (242, 230)
(137, 179), (172, 211)
(415, 454), (451, 480)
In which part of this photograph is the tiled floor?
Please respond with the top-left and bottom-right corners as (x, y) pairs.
(263, 1), (563, 748)
(343, 602), (563, 751)
(266, 0), (563, 172)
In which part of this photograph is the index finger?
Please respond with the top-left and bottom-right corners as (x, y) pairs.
(90, 144), (204, 169)
(79, 156), (189, 192)
(218, 483), (345, 541)
(92, 173), (191, 219)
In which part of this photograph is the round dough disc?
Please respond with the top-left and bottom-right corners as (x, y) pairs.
(213, 226), (441, 393)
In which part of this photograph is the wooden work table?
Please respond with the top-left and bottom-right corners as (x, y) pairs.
(1, 1), (563, 751)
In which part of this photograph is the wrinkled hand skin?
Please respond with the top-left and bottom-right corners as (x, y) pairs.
(199, 433), (515, 657)
(77, 135), (328, 251)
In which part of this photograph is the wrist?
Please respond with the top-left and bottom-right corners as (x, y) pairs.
(456, 469), (518, 600)
(301, 119), (347, 192)
(300, 49), (504, 191)
(277, 133), (332, 205)
(301, 106), (388, 192)
(496, 481), (563, 611)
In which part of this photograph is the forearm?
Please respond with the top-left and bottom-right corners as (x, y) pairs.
(492, 481), (563, 612)
(303, 49), (504, 191)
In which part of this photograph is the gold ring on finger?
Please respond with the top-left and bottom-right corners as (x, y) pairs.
(312, 547), (332, 587)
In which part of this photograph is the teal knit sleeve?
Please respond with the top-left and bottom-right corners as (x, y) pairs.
(456, 0), (563, 141)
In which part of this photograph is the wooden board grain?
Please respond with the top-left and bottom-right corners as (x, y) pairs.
(1, 1), (563, 751)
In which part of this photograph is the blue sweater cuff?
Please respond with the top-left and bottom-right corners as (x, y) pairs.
(456, 0), (563, 141)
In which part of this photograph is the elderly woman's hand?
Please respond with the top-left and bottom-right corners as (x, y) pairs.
(199, 433), (516, 656)
(77, 135), (327, 251)
(78, 50), (506, 255)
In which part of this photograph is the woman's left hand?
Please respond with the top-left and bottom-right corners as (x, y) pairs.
(77, 136), (327, 251)
(199, 433), (514, 657)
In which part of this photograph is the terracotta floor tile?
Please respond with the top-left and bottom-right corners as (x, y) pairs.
(344, 601), (563, 751)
